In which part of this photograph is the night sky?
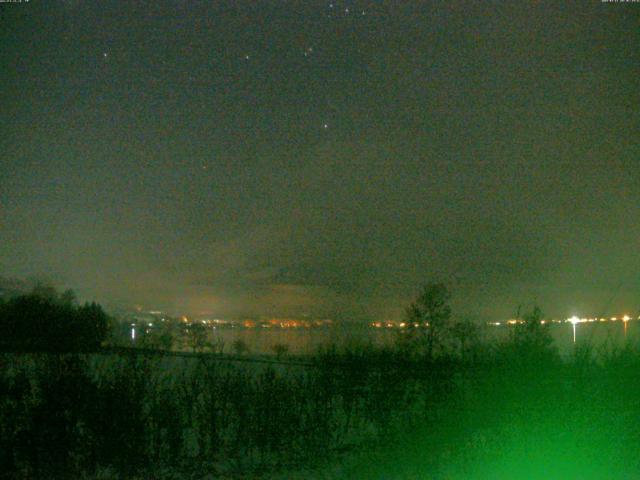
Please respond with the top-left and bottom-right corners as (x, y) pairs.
(1, 1), (639, 321)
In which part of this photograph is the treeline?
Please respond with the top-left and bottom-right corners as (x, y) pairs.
(0, 286), (109, 352)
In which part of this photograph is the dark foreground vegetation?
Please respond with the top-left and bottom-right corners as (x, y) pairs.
(2, 342), (640, 479)
(0, 286), (109, 353)
(1, 284), (639, 478)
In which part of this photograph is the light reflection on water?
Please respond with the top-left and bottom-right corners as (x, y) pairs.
(487, 320), (640, 356)
(208, 321), (640, 356)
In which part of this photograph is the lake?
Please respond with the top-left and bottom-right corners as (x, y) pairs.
(203, 320), (640, 356)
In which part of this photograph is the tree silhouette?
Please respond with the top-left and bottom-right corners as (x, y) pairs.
(74, 302), (110, 350)
(0, 287), (109, 352)
(187, 322), (208, 353)
(60, 289), (77, 306)
(157, 323), (175, 351)
(451, 319), (480, 360)
(404, 282), (452, 360)
(503, 305), (559, 369)
(514, 306), (554, 347)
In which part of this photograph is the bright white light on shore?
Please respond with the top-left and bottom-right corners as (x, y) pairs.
(568, 317), (579, 344)
(623, 315), (630, 322)
(131, 327), (136, 341)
